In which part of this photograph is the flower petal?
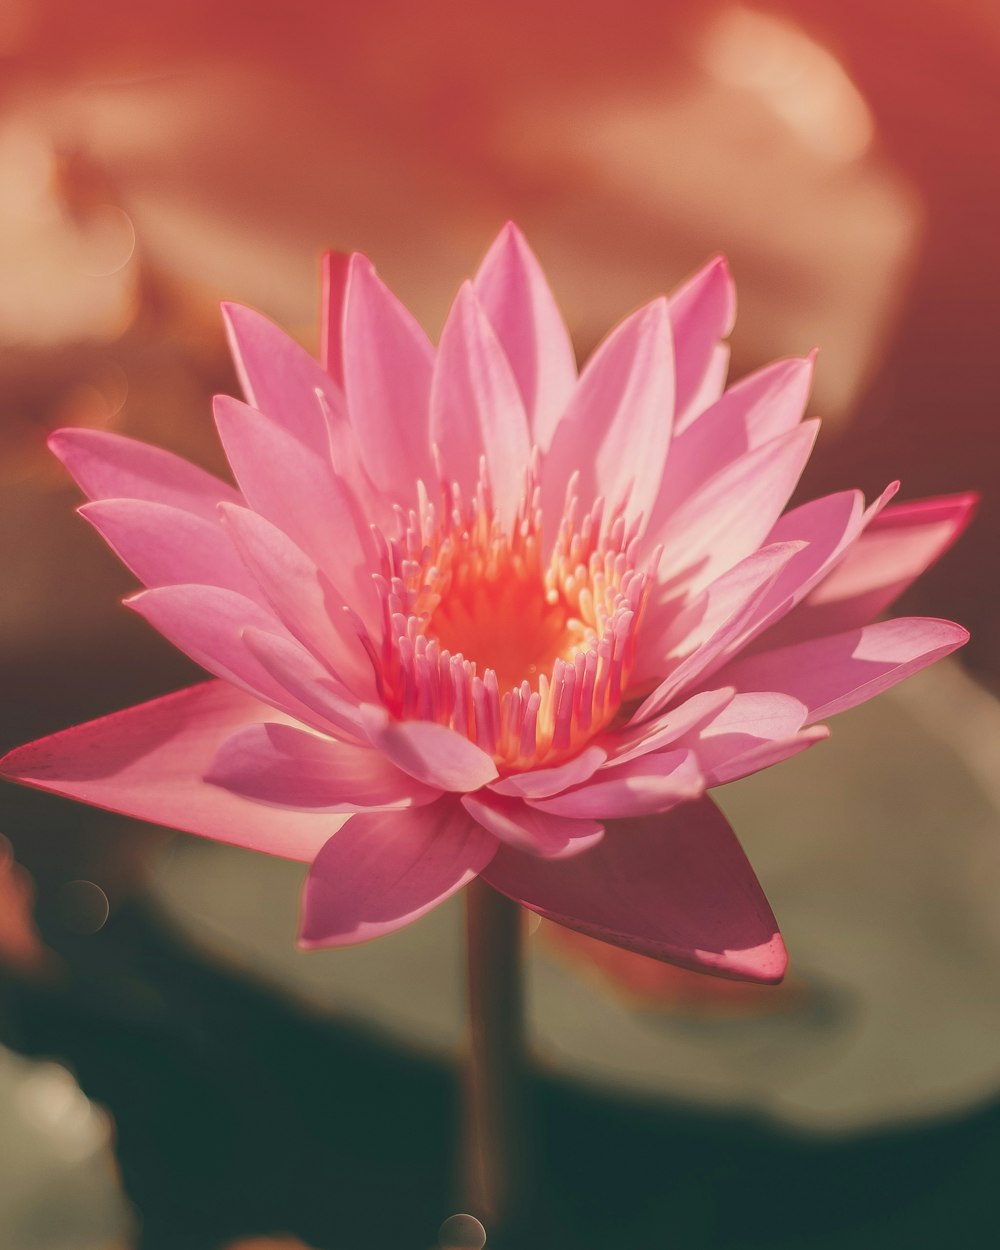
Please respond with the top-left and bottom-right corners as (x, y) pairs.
(80, 498), (261, 597)
(542, 297), (674, 542)
(241, 628), (365, 741)
(529, 749), (703, 819)
(482, 796), (787, 982)
(360, 706), (499, 791)
(320, 249), (351, 387)
(222, 301), (341, 457)
(48, 427), (241, 518)
(431, 281), (532, 527)
(462, 791), (603, 859)
(715, 617), (970, 723)
(299, 801), (497, 947)
(472, 222), (576, 451)
(489, 744), (606, 799)
(669, 256), (737, 432)
(605, 687), (736, 767)
(0, 682), (337, 861)
(206, 721), (439, 811)
(341, 253), (435, 499)
(679, 691), (812, 784)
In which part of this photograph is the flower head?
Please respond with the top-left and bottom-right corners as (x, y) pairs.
(0, 224), (972, 982)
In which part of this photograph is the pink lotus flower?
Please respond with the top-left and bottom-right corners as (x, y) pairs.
(0, 225), (972, 983)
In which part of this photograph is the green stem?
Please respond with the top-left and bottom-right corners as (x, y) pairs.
(462, 877), (526, 1233)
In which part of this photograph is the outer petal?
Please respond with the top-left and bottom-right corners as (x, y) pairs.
(482, 796), (787, 982)
(0, 682), (337, 861)
(221, 302), (341, 457)
(360, 706), (499, 791)
(431, 281), (532, 528)
(542, 298), (674, 542)
(320, 249), (351, 387)
(669, 256), (737, 432)
(341, 254), (435, 499)
(472, 222), (576, 450)
(605, 687), (736, 767)
(715, 617), (970, 724)
(677, 691), (816, 785)
(462, 791), (603, 859)
(206, 721), (439, 811)
(299, 801), (497, 947)
(528, 749), (703, 819)
(489, 744), (606, 799)
(80, 498), (261, 598)
(48, 428), (241, 518)
(781, 493), (979, 643)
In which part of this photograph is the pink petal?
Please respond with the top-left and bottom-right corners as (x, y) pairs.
(529, 749), (703, 819)
(80, 499), (261, 598)
(636, 542), (806, 718)
(650, 420), (820, 595)
(341, 254), (435, 500)
(489, 744), (607, 799)
(299, 801), (497, 947)
(462, 791), (603, 859)
(715, 617), (970, 723)
(218, 504), (376, 699)
(320, 249), (351, 387)
(669, 256), (737, 433)
(431, 282), (532, 527)
(605, 687), (736, 767)
(482, 796), (787, 982)
(0, 682), (337, 861)
(206, 721), (438, 811)
(242, 628), (366, 741)
(472, 222), (577, 451)
(652, 355), (814, 526)
(679, 691), (811, 784)
(48, 427), (241, 519)
(222, 302), (342, 457)
(700, 726), (829, 786)
(786, 493), (979, 642)
(213, 395), (372, 615)
(360, 706), (499, 791)
(542, 298), (674, 543)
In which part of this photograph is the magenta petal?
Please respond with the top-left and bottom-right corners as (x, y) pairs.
(462, 791), (603, 859)
(0, 682), (335, 861)
(341, 254), (435, 498)
(80, 499), (261, 598)
(482, 796), (787, 982)
(472, 222), (576, 451)
(542, 297), (674, 541)
(669, 256), (737, 432)
(48, 427), (241, 518)
(221, 302), (342, 457)
(361, 707), (499, 791)
(530, 749), (703, 819)
(431, 282), (532, 527)
(206, 721), (439, 811)
(299, 802), (497, 947)
(716, 617), (970, 723)
(489, 744), (606, 799)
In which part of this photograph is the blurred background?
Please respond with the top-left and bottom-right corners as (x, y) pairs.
(1, 1), (999, 1246)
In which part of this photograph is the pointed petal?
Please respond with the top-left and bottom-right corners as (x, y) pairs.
(360, 706), (499, 791)
(320, 249), (351, 386)
(606, 687), (736, 767)
(242, 627), (365, 741)
(542, 298), (674, 541)
(462, 791), (603, 859)
(341, 254), (435, 498)
(213, 395), (372, 614)
(472, 222), (576, 450)
(489, 744), (606, 799)
(299, 802), (496, 947)
(431, 282), (532, 527)
(221, 302), (341, 456)
(651, 421), (820, 595)
(679, 691), (811, 784)
(80, 499), (261, 598)
(529, 749), (703, 819)
(483, 796), (786, 982)
(716, 617), (969, 724)
(48, 427), (241, 518)
(0, 682), (337, 861)
(789, 493), (979, 641)
(670, 256), (737, 432)
(206, 721), (439, 811)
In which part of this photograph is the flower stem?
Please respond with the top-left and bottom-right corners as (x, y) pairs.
(462, 877), (525, 1234)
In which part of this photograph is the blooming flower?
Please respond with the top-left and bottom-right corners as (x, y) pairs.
(0, 225), (972, 982)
